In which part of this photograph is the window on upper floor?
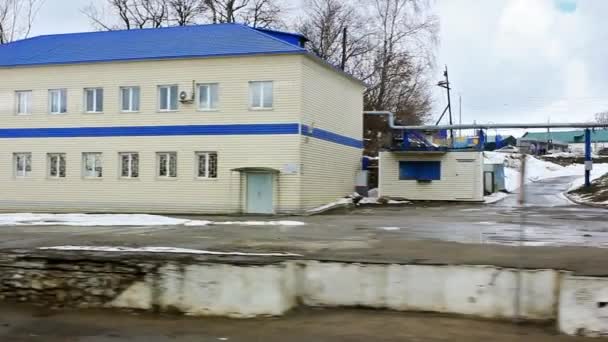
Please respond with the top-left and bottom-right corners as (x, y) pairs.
(49, 89), (67, 114)
(84, 88), (104, 113)
(15, 91), (32, 115)
(82, 152), (103, 178)
(196, 152), (218, 178)
(121, 86), (140, 112)
(158, 85), (178, 111)
(48, 153), (66, 178)
(14, 153), (32, 177)
(120, 152), (139, 178)
(197, 83), (219, 111)
(157, 152), (177, 178)
(249, 81), (273, 109)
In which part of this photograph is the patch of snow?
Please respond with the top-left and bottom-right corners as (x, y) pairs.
(210, 221), (306, 226)
(307, 198), (353, 214)
(378, 227), (401, 231)
(38, 246), (301, 257)
(358, 197), (380, 204)
(484, 192), (510, 204)
(544, 152), (577, 158)
(367, 188), (379, 198)
(476, 221), (497, 225)
(460, 208), (482, 212)
(484, 151), (608, 193)
(387, 200), (411, 204)
(0, 213), (305, 228)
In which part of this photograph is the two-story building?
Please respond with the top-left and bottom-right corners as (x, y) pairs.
(0, 24), (364, 214)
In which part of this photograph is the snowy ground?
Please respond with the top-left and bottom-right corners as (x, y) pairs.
(38, 246), (301, 257)
(0, 213), (305, 227)
(484, 151), (608, 193)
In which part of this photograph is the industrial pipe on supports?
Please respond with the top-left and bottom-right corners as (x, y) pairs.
(362, 111), (608, 188)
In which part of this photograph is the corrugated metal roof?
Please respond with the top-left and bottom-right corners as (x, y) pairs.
(522, 130), (608, 143)
(0, 23), (306, 68)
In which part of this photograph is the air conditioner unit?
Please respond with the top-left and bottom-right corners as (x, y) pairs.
(179, 90), (194, 104)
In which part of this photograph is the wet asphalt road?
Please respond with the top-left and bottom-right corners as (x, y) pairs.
(0, 175), (606, 251)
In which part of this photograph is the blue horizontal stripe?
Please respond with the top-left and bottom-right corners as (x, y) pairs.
(0, 123), (363, 149)
(0, 124), (300, 138)
(301, 125), (363, 149)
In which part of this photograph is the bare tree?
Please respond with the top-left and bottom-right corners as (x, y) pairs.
(82, 0), (170, 30)
(168, 0), (206, 26)
(240, 0), (282, 28)
(0, 0), (45, 44)
(297, 0), (372, 70)
(82, 0), (284, 30)
(364, 0), (438, 125)
(596, 111), (608, 125)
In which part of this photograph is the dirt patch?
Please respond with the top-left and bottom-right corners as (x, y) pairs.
(569, 174), (608, 204)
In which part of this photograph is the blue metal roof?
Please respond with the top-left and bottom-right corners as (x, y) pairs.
(0, 23), (307, 68)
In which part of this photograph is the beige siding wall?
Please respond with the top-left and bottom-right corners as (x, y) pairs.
(379, 151), (484, 202)
(0, 135), (301, 214)
(0, 55), (304, 213)
(299, 57), (365, 209)
(0, 55), (302, 127)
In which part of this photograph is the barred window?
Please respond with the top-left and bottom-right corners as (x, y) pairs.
(196, 152), (217, 178)
(83, 153), (103, 178)
(14, 153), (32, 177)
(157, 152), (177, 178)
(120, 152), (139, 178)
(48, 153), (66, 178)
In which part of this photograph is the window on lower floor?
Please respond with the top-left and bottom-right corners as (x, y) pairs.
(48, 153), (66, 178)
(120, 152), (139, 178)
(14, 153), (32, 177)
(157, 152), (177, 178)
(196, 152), (218, 178)
(83, 152), (103, 178)
(399, 161), (441, 181)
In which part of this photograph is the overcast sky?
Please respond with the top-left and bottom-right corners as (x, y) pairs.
(28, 0), (608, 129)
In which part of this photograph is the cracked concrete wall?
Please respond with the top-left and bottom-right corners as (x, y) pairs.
(5, 252), (606, 337)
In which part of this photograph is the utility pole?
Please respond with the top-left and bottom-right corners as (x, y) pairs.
(436, 65), (453, 142)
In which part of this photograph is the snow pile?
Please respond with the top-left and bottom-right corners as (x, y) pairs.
(484, 152), (608, 192)
(0, 213), (305, 227)
(307, 192), (411, 214)
(38, 246), (301, 257)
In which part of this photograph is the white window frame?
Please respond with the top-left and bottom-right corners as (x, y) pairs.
(157, 152), (177, 178)
(197, 83), (219, 111)
(84, 87), (104, 113)
(47, 153), (67, 179)
(49, 89), (67, 114)
(15, 90), (32, 115)
(120, 86), (140, 113)
(249, 81), (273, 110)
(119, 152), (139, 179)
(196, 152), (218, 179)
(14, 153), (32, 178)
(82, 152), (103, 178)
(158, 85), (178, 112)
